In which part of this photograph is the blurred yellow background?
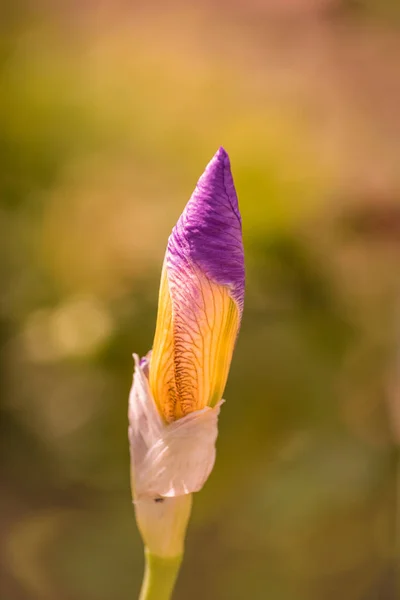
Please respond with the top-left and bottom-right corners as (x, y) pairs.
(1, 1), (400, 599)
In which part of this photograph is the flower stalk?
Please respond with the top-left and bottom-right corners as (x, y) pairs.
(137, 495), (193, 600)
(139, 551), (183, 600)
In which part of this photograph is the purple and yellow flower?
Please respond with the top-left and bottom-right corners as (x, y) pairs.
(150, 146), (245, 422)
(129, 147), (244, 502)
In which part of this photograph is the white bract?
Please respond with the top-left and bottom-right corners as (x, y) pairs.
(128, 354), (223, 500)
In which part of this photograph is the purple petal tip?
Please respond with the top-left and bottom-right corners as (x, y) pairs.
(200, 147), (241, 223)
(215, 146), (229, 162)
(167, 148), (245, 312)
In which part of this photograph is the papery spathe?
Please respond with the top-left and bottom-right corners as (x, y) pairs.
(129, 354), (223, 499)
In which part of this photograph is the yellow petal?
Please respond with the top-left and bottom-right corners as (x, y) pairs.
(149, 261), (178, 423)
(149, 263), (239, 422)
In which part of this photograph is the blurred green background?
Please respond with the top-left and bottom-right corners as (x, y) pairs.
(1, 1), (400, 599)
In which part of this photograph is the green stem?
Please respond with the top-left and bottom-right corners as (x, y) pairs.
(139, 548), (183, 600)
